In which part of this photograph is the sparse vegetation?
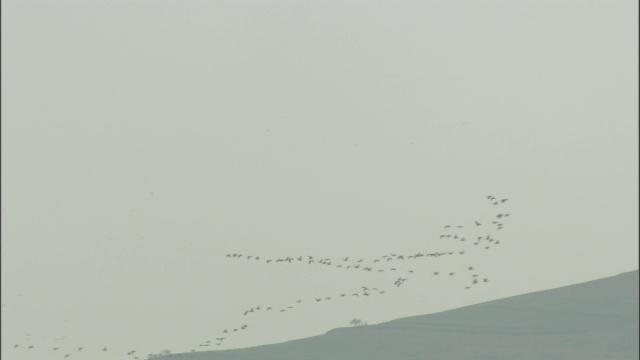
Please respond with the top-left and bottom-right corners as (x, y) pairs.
(350, 319), (368, 326)
(146, 349), (171, 359)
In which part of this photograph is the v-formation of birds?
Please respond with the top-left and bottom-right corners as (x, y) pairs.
(9, 196), (509, 358)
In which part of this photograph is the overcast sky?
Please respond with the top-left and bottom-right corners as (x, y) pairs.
(2, 0), (638, 358)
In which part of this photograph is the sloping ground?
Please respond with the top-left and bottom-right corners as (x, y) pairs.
(165, 270), (638, 360)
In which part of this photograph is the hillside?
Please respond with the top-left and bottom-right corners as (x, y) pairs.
(162, 270), (638, 360)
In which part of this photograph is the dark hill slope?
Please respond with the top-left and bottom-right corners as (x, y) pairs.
(167, 270), (638, 360)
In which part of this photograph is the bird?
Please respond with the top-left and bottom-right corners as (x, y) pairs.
(296, 299), (302, 303)
(53, 347), (59, 351)
(475, 220), (481, 226)
(501, 199), (508, 203)
(78, 347), (83, 351)
(433, 272), (439, 275)
(103, 347), (108, 352)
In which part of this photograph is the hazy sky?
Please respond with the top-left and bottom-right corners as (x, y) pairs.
(2, 0), (638, 358)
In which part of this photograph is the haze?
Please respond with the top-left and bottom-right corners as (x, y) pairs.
(2, 0), (638, 358)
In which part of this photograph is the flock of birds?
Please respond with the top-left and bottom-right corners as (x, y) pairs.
(7, 195), (511, 359)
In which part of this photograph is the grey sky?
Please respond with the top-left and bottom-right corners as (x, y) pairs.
(2, 0), (638, 358)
